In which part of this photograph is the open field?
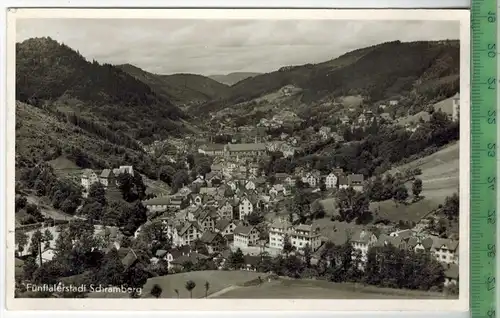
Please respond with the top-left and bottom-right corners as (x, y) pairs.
(372, 143), (459, 223)
(215, 278), (456, 299)
(370, 198), (439, 223)
(141, 270), (264, 299)
(390, 142), (459, 199)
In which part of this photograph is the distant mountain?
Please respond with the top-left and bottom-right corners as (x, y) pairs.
(209, 72), (262, 86)
(200, 40), (460, 114)
(118, 64), (231, 105)
(16, 37), (188, 145)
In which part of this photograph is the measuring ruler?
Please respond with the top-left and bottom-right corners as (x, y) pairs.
(471, 0), (499, 317)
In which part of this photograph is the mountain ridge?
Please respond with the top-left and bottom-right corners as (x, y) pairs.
(199, 40), (460, 115)
(117, 63), (231, 105)
(16, 37), (189, 145)
(209, 72), (262, 86)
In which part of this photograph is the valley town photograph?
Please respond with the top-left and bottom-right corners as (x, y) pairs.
(12, 17), (461, 300)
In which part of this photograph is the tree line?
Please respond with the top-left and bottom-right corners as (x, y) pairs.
(225, 241), (451, 294)
(20, 164), (82, 215)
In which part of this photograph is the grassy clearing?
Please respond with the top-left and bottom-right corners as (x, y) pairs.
(370, 198), (438, 223)
(215, 278), (456, 299)
(374, 143), (459, 223)
(141, 270), (264, 299)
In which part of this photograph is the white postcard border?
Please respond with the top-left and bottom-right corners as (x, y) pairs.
(5, 8), (470, 312)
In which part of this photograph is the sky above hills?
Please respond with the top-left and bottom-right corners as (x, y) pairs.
(17, 19), (459, 76)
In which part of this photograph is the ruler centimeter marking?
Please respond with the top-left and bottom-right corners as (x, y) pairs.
(471, 0), (499, 317)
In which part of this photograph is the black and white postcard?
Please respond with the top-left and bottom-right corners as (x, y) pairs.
(5, 8), (470, 312)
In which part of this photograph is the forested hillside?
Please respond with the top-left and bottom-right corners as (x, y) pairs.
(16, 37), (188, 144)
(118, 64), (231, 105)
(199, 40), (459, 114)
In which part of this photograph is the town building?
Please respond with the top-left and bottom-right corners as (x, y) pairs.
(233, 226), (260, 249)
(269, 184), (287, 197)
(99, 169), (116, 188)
(226, 143), (267, 159)
(81, 169), (99, 196)
(430, 236), (459, 265)
(169, 251), (209, 271)
(199, 231), (227, 254)
(318, 126), (331, 140)
(215, 219), (237, 236)
(290, 224), (322, 251)
(348, 174), (365, 192)
(444, 264), (459, 287)
(113, 165), (134, 177)
(198, 144), (226, 156)
(143, 196), (171, 213)
(167, 221), (203, 247)
(238, 197), (255, 220)
(268, 219), (293, 250)
(325, 172), (339, 188)
(351, 229), (378, 264)
(192, 207), (218, 232)
(302, 171), (320, 188)
(162, 245), (191, 269)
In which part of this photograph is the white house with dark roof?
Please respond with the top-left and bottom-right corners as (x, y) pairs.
(198, 144), (226, 156)
(217, 199), (234, 220)
(302, 171), (320, 187)
(290, 224), (322, 251)
(233, 225), (260, 249)
(113, 165), (134, 177)
(215, 219), (237, 236)
(245, 180), (256, 191)
(268, 218), (293, 250)
(238, 197), (255, 220)
(407, 236), (434, 253)
(430, 236), (459, 265)
(167, 221), (203, 247)
(325, 172), (338, 189)
(452, 92), (460, 122)
(199, 231), (227, 254)
(81, 169), (99, 197)
(351, 229), (378, 264)
(143, 196), (171, 213)
(193, 207), (218, 232)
